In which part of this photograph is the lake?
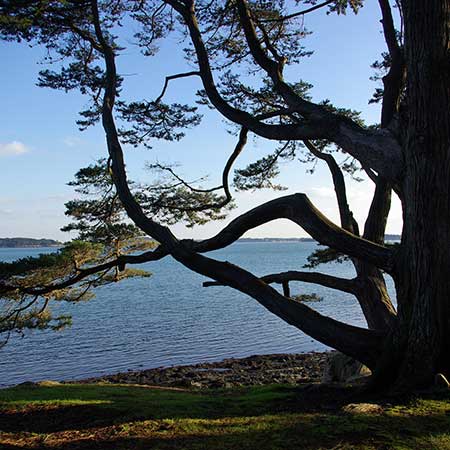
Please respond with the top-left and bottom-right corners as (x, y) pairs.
(0, 242), (395, 387)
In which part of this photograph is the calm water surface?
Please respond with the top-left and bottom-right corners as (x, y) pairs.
(0, 242), (395, 387)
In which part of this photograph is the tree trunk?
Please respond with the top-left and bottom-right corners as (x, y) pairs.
(372, 0), (450, 390)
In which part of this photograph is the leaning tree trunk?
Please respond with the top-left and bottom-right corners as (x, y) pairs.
(373, 0), (450, 390)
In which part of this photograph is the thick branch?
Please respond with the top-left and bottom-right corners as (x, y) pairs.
(378, 0), (401, 57)
(162, 0), (330, 141)
(378, 0), (405, 127)
(235, 0), (403, 181)
(235, 0), (322, 113)
(363, 178), (392, 244)
(196, 194), (395, 273)
(205, 270), (356, 294)
(334, 125), (402, 181)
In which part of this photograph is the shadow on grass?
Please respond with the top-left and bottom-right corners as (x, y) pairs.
(0, 383), (358, 433)
(1, 384), (450, 449)
(2, 410), (450, 450)
(0, 403), (125, 433)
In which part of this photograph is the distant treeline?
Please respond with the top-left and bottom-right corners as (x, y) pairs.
(238, 235), (401, 243)
(0, 238), (62, 248)
(238, 237), (316, 243)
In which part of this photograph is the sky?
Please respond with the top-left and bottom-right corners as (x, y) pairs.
(0, 1), (402, 241)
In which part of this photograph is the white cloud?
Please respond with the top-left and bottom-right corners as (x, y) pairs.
(63, 136), (82, 147)
(308, 187), (336, 198)
(0, 141), (30, 157)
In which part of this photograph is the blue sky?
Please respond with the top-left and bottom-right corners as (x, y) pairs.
(0, 1), (402, 241)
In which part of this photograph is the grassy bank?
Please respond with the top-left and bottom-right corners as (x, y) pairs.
(1, 383), (450, 449)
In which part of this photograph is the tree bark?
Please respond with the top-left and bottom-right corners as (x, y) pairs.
(372, 0), (450, 390)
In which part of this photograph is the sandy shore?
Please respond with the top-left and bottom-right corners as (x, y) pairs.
(76, 352), (331, 388)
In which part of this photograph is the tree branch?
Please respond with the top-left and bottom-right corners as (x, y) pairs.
(195, 193), (395, 273)
(235, 0), (320, 113)
(261, 0), (335, 23)
(378, 0), (405, 127)
(363, 178), (392, 244)
(155, 70), (200, 104)
(303, 140), (358, 234)
(204, 270), (356, 294)
(0, 246), (167, 297)
(162, 0), (331, 141)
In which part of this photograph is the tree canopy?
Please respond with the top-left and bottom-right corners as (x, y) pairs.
(1, 0), (449, 392)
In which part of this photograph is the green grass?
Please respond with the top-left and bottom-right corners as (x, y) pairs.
(1, 383), (450, 449)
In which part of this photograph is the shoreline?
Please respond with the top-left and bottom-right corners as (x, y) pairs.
(73, 351), (331, 389)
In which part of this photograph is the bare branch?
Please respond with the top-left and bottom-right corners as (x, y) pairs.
(146, 127), (247, 213)
(235, 0), (318, 112)
(161, 0), (337, 141)
(361, 162), (380, 184)
(149, 163), (222, 193)
(155, 70), (200, 104)
(262, 0), (335, 23)
(221, 127), (248, 200)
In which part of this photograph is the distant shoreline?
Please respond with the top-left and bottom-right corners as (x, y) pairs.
(0, 238), (62, 249)
(0, 235), (401, 248)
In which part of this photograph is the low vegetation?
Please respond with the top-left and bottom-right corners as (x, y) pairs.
(1, 383), (450, 449)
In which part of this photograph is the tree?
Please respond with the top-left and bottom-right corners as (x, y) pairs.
(0, 0), (448, 392)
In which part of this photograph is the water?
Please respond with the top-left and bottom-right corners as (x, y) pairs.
(0, 242), (395, 387)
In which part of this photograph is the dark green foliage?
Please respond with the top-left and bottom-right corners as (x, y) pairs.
(62, 158), (144, 244)
(116, 100), (202, 149)
(233, 146), (292, 191)
(303, 246), (350, 269)
(291, 293), (323, 302)
(139, 163), (235, 227)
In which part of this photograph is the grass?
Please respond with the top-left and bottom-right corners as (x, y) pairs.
(1, 382), (450, 449)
